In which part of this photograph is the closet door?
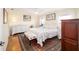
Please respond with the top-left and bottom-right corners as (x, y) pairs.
(62, 21), (77, 51)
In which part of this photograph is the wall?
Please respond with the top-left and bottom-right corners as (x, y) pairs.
(2, 24), (9, 51)
(0, 9), (9, 51)
(75, 8), (79, 18)
(0, 9), (3, 41)
(39, 14), (57, 28)
(8, 10), (40, 28)
(0, 8), (4, 50)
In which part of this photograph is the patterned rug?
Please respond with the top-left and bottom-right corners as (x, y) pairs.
(30, 38), (61, 51)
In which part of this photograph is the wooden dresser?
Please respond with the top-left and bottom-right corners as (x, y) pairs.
(61, 19), (79, 51)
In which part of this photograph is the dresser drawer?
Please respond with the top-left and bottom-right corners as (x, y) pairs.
(62, 38), (77, 46)
(62, 41), (77, 51)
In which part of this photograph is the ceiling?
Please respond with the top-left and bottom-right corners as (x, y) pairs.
(6, 8), (65, 15)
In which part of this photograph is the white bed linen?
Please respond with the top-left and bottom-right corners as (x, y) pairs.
(24, 31), (36, 40)
(24, 27), (58, 47)
(44, 28), (58, 38)
(25, 28), (46, 46)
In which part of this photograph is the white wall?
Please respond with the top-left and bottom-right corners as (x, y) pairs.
(0, 9), (9, 51)
(0, 9), (3, 41)
(2, 24), (9, 51)
(8, 10), (40, 28)
(75, 8), (79, 18)
(39, 14), (57, 28)
(0, 8), (4, 50)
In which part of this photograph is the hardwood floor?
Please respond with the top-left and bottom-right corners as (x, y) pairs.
(6, 34), (61, 51)
(6, 35), (22, 51)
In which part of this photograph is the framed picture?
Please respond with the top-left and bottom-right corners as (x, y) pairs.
(23, 15), (31, 21)
(46, 13), (56, 20)
(3, 8), (8, 24)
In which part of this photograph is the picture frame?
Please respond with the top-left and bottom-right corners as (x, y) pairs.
(23, 15), (31, 21)
(3, 8), (8, 24)
(46, 13), (56, 20)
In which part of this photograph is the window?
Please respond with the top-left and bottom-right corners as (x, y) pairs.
(40, 16), (45, 26)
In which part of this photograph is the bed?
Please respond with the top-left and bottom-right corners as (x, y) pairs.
(10, 25), (58, 47)
(24, 27), (58, 47)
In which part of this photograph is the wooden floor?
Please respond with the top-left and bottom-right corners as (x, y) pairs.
(6, 35), (22, 51)
(6, 34), (61, 51)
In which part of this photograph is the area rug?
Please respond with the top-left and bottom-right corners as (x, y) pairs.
(30, 38), (61, 51)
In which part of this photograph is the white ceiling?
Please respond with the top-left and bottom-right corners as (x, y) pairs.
(6, 8), (65, 15)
